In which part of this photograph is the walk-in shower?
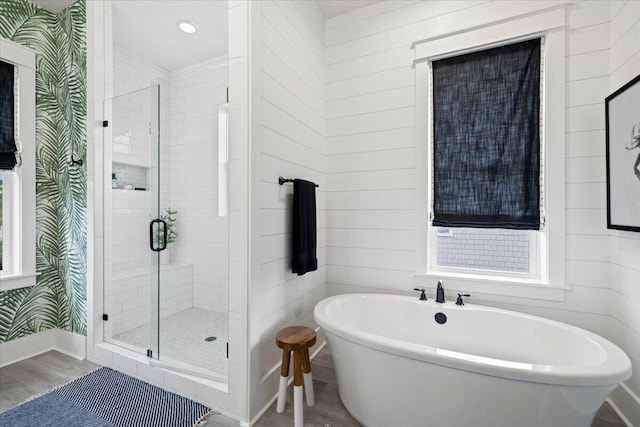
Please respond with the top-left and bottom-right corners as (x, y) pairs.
(100, 1), (229, 381)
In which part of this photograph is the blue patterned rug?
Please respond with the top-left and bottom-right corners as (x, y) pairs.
(0, 367), (211, 427)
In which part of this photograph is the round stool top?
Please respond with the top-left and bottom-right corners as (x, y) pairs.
(276, 326), (316, 351)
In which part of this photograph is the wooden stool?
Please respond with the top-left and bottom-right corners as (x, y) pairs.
(275, 326), (316, 427)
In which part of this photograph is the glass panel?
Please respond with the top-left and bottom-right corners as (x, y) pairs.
(103, 85), (160, 359)
(106, 1), (229, 382)
(155, 91), (229, 381)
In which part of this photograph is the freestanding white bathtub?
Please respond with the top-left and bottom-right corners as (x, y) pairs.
(314, 293), (631, 427)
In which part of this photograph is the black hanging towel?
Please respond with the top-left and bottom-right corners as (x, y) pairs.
(0, 60), (17, 170)
(292, 179), (318, 276)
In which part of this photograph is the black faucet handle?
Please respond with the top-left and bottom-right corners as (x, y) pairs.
(456, 293), (471, 306)
(413, 288), (427, 301)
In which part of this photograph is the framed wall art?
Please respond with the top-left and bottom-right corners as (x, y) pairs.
(606, 73), (640, 232)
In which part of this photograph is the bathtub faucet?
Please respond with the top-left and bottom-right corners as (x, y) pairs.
(413, 288), (427, 301)
(436, 281), (445, 303)
(456, 293), (471, 306)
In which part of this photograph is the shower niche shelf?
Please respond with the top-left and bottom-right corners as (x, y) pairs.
(112, 162), (149, 191)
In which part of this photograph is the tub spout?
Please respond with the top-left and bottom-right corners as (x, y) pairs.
(436, 281), (445, 303)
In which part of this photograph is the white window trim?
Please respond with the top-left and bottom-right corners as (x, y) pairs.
(2, 171), (14, 274)
(413, 7), (566, 301)
(0, 37), (37, 291)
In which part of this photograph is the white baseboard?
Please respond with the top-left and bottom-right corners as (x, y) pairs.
(610, 383), (640, 427)
(0, 328), (87, 367)
(54, 329), (87, 360)
(0, 329), (56, 367)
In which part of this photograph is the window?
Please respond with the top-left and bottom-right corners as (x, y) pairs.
(413, 7), (566, 298)
(0, 37), (37, 291)
(0, 171), (12, 273)
(0, 170), (20, 276)
(430, 38), (542, 278)
(0, 57), (17, 275)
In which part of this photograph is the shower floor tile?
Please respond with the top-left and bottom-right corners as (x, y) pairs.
(113, 308), (228, 378)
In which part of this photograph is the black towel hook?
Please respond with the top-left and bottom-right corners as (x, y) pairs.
(279, 176), (319, 188)
(69, 154), (84, 167)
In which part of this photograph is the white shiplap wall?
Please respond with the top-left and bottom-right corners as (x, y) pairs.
(243, 0), (640, 422)
(324, 0), (637, 419)
(248, 0), (327, 420)
(608, 0), (640, 424)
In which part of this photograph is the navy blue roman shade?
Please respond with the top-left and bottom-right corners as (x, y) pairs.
(432, 38), (541, 230)
(0, 60), (17, 170)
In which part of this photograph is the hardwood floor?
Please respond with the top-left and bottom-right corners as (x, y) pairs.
(0, 351), (99, 413)
(254, 346), (360, 427)
(0, 351), (237, 426)
(0, 349), (629, 426)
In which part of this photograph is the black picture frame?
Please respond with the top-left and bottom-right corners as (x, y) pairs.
(605, 73), (640, 232)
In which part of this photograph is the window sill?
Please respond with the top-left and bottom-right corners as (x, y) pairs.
(414, 272), (567, 302)
(0, 272), (38, 292)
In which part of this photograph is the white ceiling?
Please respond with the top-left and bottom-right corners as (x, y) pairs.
(31, 0), (380, 19)
(113, 1), (228, 72)
(31, 0), (379, 71)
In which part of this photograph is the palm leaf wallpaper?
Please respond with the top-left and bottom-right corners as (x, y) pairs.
(0, 0), (86, 342)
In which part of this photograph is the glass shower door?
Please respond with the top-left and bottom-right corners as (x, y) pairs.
(103, 84), (162, 361)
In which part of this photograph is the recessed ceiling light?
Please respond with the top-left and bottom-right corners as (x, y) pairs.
(177, 20), (198, 34)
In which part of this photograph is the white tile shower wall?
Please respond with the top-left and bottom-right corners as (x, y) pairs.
(111, 163), (147, 190)
(109, 45), (186, 326)
(107, 189), (194, 338)
(111, 45), (172, 273)
(607, 0), (640, 422)
(107, 263), (193, 338)
(248, 0), (327, 419)
(110, 190), (155, 272)
(112, 44), (170, 190)
(169, 56), (229, 313)
(111, 85), (158, 169)
(323, 0), (616, 376)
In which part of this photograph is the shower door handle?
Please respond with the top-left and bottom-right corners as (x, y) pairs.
(149, 218), (167, 252)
